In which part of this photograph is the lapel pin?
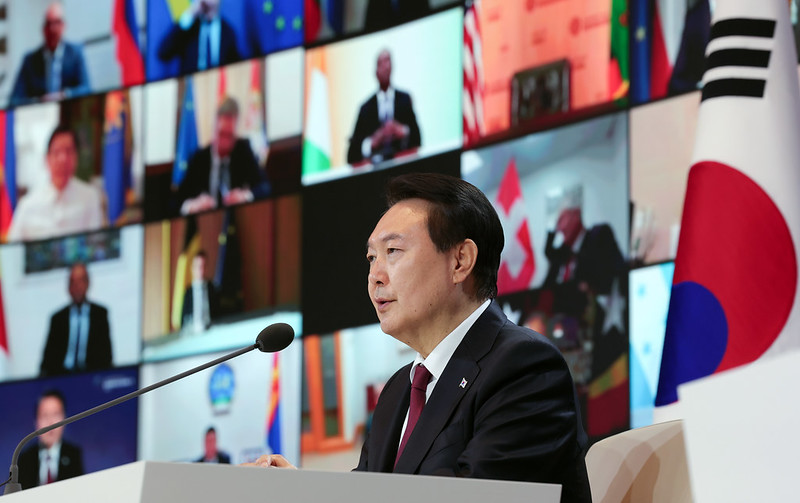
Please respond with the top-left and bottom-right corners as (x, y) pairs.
(459, 378), (468, 389)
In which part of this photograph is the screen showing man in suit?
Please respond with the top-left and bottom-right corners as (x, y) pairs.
(17, 389), (84, 490)
(9, 1), (90, 106)
(156, 0), (241, 75)
(248, 173), (591, 502)
(543, 205), (625, 317)
(40, 263), (113, 376)
(7, 125), (104, 243)
(195, 426), (231, 464)
(347, 49), (421, 165)
(174, 97), (271, 216)
(181, 251), (221, 333)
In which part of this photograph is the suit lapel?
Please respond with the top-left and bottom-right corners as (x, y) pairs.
(370, 364), (411, 472)
(394, 302), (507, 473)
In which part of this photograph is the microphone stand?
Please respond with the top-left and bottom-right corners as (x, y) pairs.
(3, 342), (257, 494)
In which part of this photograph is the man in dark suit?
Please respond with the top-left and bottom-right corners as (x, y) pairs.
(195, 427), (231, 464)
(181, 251), (220, 333)
(543, 206), (625, 316)
(18, 390), (84, 490)
(364, 0), (430, 32)
(347, 49), (421, 165)
(10, 2), (90, 106)
(249, 174), (590, 502)
(40, 263), (112, 376)
(174, 97), (270, 216)
(157, 0), (241, 75)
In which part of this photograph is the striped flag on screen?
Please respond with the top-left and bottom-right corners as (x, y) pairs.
(463, 0), (485, 146)
(266, 353), (282, 454)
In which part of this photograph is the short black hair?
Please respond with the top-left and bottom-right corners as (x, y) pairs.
(206, 426), (216, 436)
(36, 389), (66, 417)
(47, 125), (79, 153)
(385, 173), (503, 300)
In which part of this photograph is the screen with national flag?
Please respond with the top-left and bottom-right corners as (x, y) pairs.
(5, 88), (144, 244)
(463, 112), (630, 440)
(463, 0), (628, 147)
(1, 0), (146, 108)
(143, 52), (303, 222)
(141, 197), (301, 362)
(138, 344), (301, 465)
(302, 8), (463, 185)
(145, 0), (303, 82)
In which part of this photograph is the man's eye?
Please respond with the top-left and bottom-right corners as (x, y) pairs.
(366, 254), (375, 263)
(387, 248), (398, 254)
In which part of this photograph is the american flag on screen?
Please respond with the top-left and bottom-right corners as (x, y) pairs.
(463, 0), (485, 146)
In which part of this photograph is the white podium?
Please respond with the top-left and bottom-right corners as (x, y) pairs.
(2, 461), (561, 502)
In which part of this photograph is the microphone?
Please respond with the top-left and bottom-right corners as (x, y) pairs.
(2, 322), (294, 494)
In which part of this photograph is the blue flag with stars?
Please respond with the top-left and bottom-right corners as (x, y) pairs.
(246, 0), (304, 57)
(172, 78), (198, 188)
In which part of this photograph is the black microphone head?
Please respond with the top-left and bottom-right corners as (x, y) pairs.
(255, 323), (294, 353)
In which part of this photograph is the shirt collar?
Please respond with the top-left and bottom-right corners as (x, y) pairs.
(410, 299), (491, 383)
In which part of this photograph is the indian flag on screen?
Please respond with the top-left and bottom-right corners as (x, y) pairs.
(302, 50), (332, 176)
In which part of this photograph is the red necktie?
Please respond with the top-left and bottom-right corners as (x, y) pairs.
(45, 454), (54, 484)
(395, 364), (432, 466)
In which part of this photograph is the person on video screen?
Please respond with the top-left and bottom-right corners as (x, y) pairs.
(40, 263), (113, 376)
(10, 1), (90, 106)
(195, 426), (231, 464)
(174, 97), (270, 216)
(7, 125), (104, 243)
(347, 49), (421, 165)
(181, 251), (221, 333)
(157, 0), (241, 75)
(18, 390), (84, 490)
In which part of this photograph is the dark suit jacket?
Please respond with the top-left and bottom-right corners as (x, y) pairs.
(544, 224), (624, 295)
(40, 302), (112, 376)
(355, 302), (591, 503)
(347, 89), (422, 164)
(181, 280), (221, 329)
(173, 140), (270, 215)
(10, 42), (90, 106)
(364, 0), (430, 32)
(157, 15), (241, 75)
(195, 451), (231, 464)
(18, 441), (84, 490)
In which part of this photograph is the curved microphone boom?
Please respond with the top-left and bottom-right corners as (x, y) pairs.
(2, 323), (294, 495)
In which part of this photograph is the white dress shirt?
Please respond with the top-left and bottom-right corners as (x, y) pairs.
(7, 178), (104, 242)
(38, 442), (61, 485)
(361, 87), (396, 159)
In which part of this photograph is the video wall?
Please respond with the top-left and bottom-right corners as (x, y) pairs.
(0, 0), (791, 486)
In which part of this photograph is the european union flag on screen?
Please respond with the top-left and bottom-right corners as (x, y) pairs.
(267, 353), (282, 454)
(173, 78), (198, 188)
(102, 91), (132, 224)
(3, 110), (16, 211)
(246, 0), (304, 57)
(146, 0), (182, 81)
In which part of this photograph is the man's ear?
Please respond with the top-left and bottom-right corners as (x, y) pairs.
(452, 239), (478, 285)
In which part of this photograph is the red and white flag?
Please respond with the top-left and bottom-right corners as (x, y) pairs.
(495, 158), (535, 296)
(463, 0), (485, 146)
